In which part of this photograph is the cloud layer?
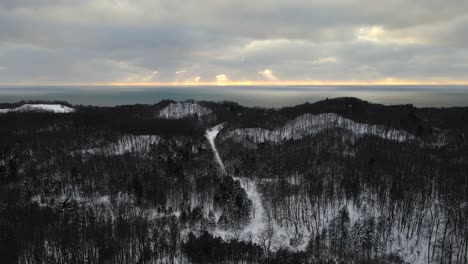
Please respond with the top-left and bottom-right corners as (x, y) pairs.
(1, 0), (467, 85)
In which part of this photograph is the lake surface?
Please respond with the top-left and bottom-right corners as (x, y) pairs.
(1, 85), (468, 108)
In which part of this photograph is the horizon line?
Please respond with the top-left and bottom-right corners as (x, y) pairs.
(3, 79), (468, 87)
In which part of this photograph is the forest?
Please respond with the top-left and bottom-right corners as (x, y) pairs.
(0, 97), (467, 264)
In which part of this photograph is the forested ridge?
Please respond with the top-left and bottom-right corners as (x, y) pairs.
(0, 98), (467, 264)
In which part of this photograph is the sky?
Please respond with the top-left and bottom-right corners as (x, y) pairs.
(0, 0), (468, 86)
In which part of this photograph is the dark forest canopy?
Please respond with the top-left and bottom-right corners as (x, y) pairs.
(0, 97), (467, 264)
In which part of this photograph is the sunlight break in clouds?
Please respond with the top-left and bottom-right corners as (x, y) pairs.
(123, 70), (159, 83)
(259, 69), (278, 81)
(216, 74), (228, 83)
(356, 26), (422, 45)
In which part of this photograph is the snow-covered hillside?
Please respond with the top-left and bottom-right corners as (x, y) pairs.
(224, 113), (414, 143)
(0, 104), (74, 114)
(76, 135), (160, 156)
(0, 104), (75, 114)
(157, 102), (212, 119)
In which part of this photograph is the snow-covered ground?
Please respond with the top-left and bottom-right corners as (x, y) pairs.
(158, 102), (212, 119)
(0, 104), (74, 114)
(224, 113), (414, 143)
(26, 117), (449, 263)
(31, 191), (121, 208)
(31, 190), (182, 222)
(235, 177), (266, 235)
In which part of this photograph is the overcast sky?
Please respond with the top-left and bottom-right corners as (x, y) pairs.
(1, 0), (467, 85)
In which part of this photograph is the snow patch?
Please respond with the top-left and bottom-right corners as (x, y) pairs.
(158, 102), (211, 119)
(0, 104), (74, 114)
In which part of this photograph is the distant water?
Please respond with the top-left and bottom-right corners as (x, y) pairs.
(1, 85), (468, 107)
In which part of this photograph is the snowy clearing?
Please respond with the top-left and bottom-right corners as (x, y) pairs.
(0, 104), (74, 114)
(157, 102), (212, 119)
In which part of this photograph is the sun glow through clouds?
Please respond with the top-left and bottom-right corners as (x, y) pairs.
(216, 74), (228, 84)
(259, 69), (278, 81)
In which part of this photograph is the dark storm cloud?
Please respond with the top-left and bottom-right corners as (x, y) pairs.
(0, 0), (467, 84)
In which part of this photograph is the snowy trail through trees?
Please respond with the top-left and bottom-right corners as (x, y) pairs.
(233, 177), (266, 237)
(205, 124), (226, 174)
(206, 124), (266, 239)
